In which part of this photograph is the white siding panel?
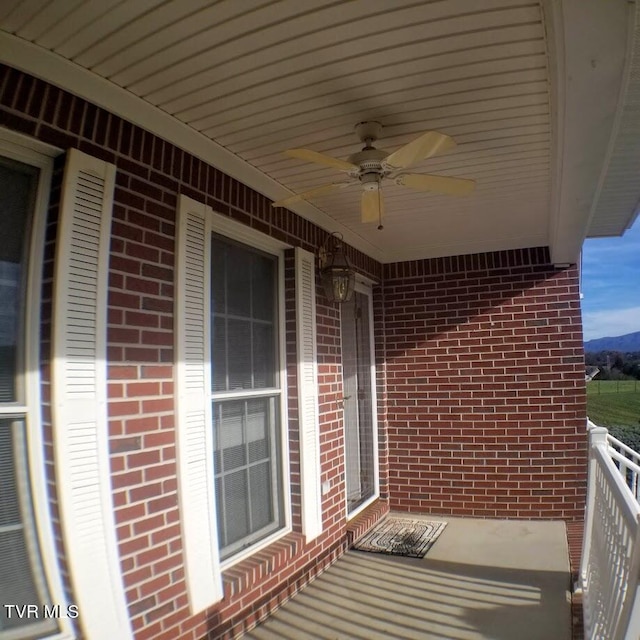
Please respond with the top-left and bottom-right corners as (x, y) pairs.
(295, 248), (322, 542)
(18, 0), (84, 42)
(126, 0), (341, 97)
(52, 148), (133, 640)
(36, 0), (137, 52)
(67, 0), (167, 66)
(103, 0), (279, 85)
(0, 0), (49, 32)
(183, 35), (544, 128)
(589, 0), (640, 237)
(175, 194), (223, 612)
(154, 2), (539, 115)
(0, 0), (27, 23)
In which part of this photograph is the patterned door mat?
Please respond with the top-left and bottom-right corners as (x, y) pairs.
(353, 517), (447, 558)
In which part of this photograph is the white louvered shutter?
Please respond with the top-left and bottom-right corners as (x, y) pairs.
(295, 248), (323, 541)
(52, 149), (133, 640)
(175, 195), (223, 611)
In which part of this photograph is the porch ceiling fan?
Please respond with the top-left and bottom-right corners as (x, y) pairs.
(272, 121), (475, 229)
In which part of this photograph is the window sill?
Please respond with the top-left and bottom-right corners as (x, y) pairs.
(222, 532), (305, 599)
(346, 499), (389, 547)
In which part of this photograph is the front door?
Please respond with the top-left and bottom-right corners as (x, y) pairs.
(341, 287), (377, 516)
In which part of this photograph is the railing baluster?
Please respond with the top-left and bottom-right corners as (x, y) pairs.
(582, 421), (640, 640)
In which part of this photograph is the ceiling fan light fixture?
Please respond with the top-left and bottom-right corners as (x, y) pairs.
(318, 232), (355, 304)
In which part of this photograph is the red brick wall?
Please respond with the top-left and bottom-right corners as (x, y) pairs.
(0, 65), (382, 640)
(0, 63), (588, 640)
(383, 249), (587, 519)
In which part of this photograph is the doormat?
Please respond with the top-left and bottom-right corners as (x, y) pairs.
(353, 517), (447, 558)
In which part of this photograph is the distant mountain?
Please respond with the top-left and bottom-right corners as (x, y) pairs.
(584, 331), (640, 353)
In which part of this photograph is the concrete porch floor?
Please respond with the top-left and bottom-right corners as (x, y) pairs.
(244, 515), (572, 640)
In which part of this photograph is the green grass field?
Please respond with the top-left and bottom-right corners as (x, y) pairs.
(586, 380), (640, 428)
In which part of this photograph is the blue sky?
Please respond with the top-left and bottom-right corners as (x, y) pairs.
(581, 216), (640, 341)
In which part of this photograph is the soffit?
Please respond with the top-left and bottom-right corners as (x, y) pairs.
(0, 0), (635, 263)
(588, 1), (640, 238)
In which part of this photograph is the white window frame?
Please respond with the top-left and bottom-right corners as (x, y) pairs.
(0, 127), (72, 640)
(342, 281), (380, 522)
(210, 213), (292, 569)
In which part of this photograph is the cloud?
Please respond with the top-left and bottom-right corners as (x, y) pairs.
(583, 219), (640, 262)
(583, 234), (640, 255)
(582, 306), (640, 341)
(581, 218), (640, 326)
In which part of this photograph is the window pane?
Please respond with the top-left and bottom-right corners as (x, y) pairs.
(249, 462), (272, 532)
(247, 398), (269, 461)
(0, 420), (57, 635)
(252, 323), (274, 389)
(226, 243), (251, 317)
(211, 248), (226, 313)
(211, 318), (227, 392)
(227, 319), (252, 389)
(213, 398), (282, 559)
(251, 254), (275, 321)
(210, 235), (277, 393)
(0, 160), (35, 403)
(219, 402), (246, 471)
(214, 475), (224, 542)
(0, 422), (20, 527)
(223, 470), (249, 546)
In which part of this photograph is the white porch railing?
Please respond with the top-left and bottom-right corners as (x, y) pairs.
(581, 420), (640, 639)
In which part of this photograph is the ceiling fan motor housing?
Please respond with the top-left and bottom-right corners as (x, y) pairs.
(347, 147), (389, 187)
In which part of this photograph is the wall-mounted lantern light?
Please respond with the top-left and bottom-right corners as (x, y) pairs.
(318, 232), (355, 304)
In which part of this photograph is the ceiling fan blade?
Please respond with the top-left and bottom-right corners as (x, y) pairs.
(285, 148), (357, 172)
(361, 187), (385, 223)
(396, 173), (476, 196)
(384, 131), (456, 170)
(272, 181), (352, 207)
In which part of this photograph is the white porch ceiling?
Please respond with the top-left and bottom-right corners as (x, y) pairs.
(1, 0), (638, 264)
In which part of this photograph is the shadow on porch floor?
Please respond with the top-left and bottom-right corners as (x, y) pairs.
(244, 515), (571, 640)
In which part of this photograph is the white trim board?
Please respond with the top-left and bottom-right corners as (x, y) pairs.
(542, 0), (633, 263)
(211, 199), (294, 569)
(0, 126), (61, 158)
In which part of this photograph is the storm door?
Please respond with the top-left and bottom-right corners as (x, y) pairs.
(341, 288), (377, 515)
